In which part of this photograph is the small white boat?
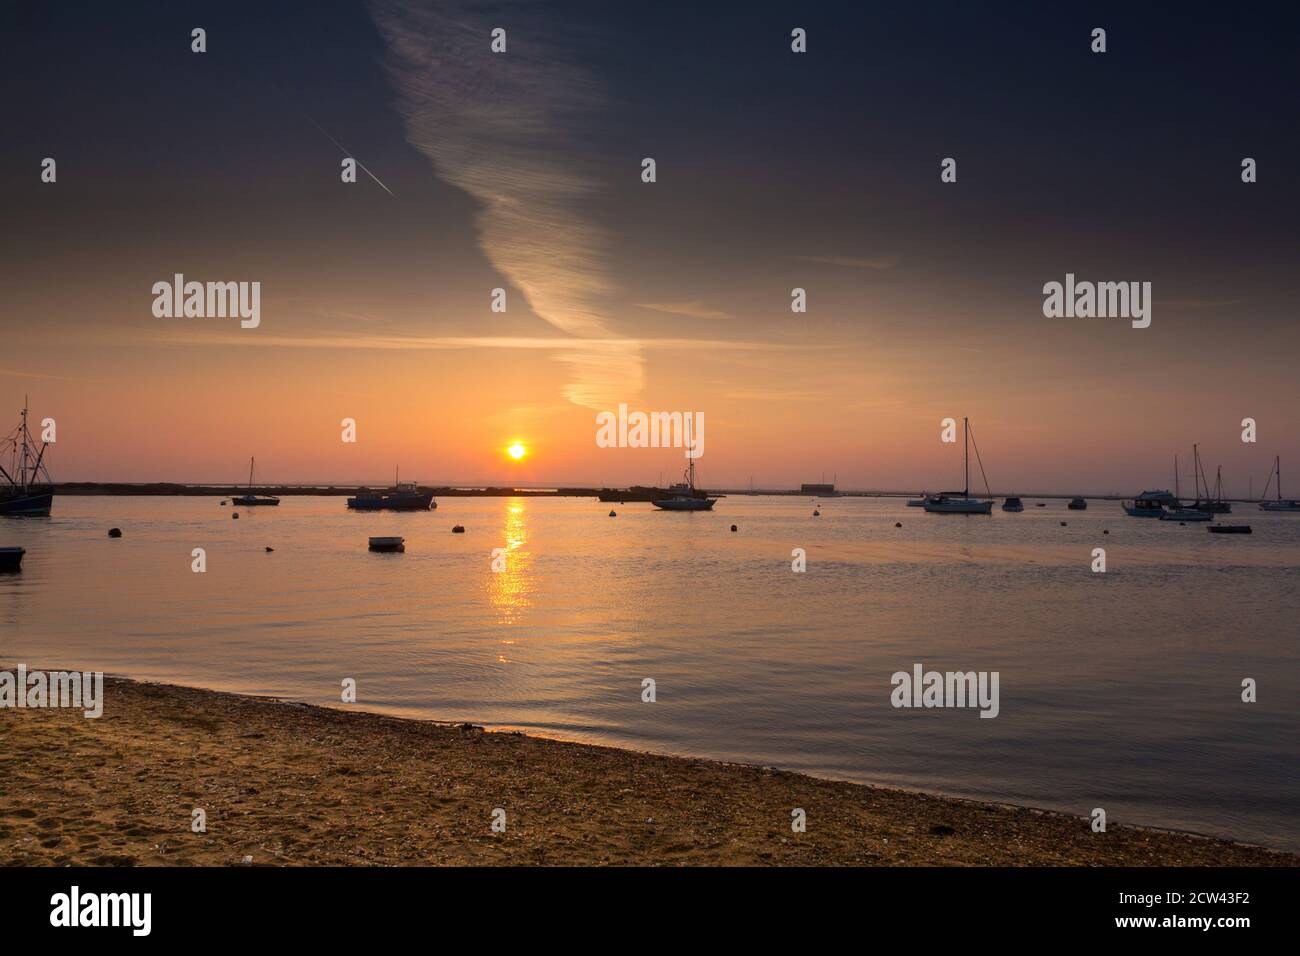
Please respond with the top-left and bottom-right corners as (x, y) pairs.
(368, 536), (405, 553)
(923, 417), (994, 515)
(1001, 497), (1024, 512)
(1161, 508), (1212, 522)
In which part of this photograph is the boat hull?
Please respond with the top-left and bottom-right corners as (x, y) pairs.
(0, 493), (53, 517)
(1122, 503), (1165, 517)
(924, 497), (993, 514)
(347, 494), (435, 511)
(0, 546), (24, 571)
(231, 496), (280, 507)
(652, 497), (716, 511)
(1259, 501), (1300, 512)
(1161, 509), (1212, 522)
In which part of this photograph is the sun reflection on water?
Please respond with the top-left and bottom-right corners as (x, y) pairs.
(487, 498), (532, 628)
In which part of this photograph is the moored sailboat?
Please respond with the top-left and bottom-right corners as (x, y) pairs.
(230, 457), (280, 507)
(1259, 456), (1300, 511)
(923, 417), (993, 514)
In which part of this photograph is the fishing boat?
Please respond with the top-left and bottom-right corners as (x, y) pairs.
(1, 399), (53, 517)
(653, 421), (716, 511)
(229, 457), (280, 507)
(1122, 489), (1175, 517)
(0, 546), (24, 572)
(924, 417), (993, 514)
(347, 480), (435, 511)
(1067, 497), (1087, 510)
(1259, 456), (1300, 512)
(1001, 496), (1024, 512)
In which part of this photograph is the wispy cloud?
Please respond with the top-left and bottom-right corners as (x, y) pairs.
(636, 300), (734, 320)
(787, 254), (899, 270)
(371, 0), (638, 407)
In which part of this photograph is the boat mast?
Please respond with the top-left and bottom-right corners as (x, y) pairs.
(963, 416), (970, 497)
(1279, 456), (1283, 501)
(1174, 454), (1180, 500)
(248, 456), (255, 490)
(19, 397), (29, 493)
(686, 418), (695, 490)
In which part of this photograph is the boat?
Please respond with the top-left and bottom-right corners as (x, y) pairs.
(1001, 496), (1024, 512)
(1068, 497), (1087, 510)
(907, 493), (930, 507)
(368, 536), (405, 553)
(347, 470), (435, 511)
(653, 421), (716, 511)
(1182, 446), (1231, 513)
(923, 417), (993, 514)
(1122, 489), (1175, 517)
(229, 457), (280, 507)
(1259, 456), (1300, 512)
(1209, 524), (1251, 534)
(0, 546), (24, 572)
(1, 399), (53, 517)
(598, 485), (705, 503)
(1161, 507), (1212, 522)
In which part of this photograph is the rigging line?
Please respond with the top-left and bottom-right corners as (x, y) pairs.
(969, 424), (992, 498)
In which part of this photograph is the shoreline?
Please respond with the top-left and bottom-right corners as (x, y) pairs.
(1, 676), (1293, 866)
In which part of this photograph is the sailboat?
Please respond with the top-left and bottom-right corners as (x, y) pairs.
(230, 457), (280, 506)
(923, 417), (994, 514)
(1, 399), (53, 517)
(653, 420), (716, 511)
(1182, 445), (1231, 513)
(1259, 456), (1300, 511)
(1161, 452), (1210, 521)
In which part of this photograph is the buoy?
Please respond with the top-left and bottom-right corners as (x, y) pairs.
(1103, 529), (1109, 535)
(895, 522), (902, 528)
(265, 546), (274, 552)
(813, 509), (820, 516)
(232, 513), (239, 519)
(730, 524), (737, 532)
(220, 501), (227, 506)
(452, 525), (465, 533)
(1060, 521), (1067, 526)
(609, 510), (617, 517)
(107, 527), (122, 538)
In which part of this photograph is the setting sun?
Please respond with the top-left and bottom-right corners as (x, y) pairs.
(507, 443), (527, 461)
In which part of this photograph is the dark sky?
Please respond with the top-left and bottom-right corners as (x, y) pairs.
(1, 1), (1297, 489)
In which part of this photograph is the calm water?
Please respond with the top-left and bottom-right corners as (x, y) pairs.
(3, 495), (1298, 850)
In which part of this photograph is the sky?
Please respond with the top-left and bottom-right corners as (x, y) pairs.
(2, 0), (1298, 494)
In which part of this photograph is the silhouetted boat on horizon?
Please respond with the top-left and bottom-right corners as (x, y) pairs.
(229, 457), (280, 507)
(347, 470), (435, 511)
(1, 399), (53, 517)
(1259, 456), (1300, 512)
(924, 417), (993, 514)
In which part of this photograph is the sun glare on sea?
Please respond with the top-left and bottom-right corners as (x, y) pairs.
(507, 443), (528, 461)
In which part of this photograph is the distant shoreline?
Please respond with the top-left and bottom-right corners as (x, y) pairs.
(43, 483), (1239, 501)
(4, 675), (1293, 866)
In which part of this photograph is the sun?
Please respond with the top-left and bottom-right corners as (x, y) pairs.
(507, 443), (527, 461)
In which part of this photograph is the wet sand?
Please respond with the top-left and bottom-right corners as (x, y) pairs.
(1, 677), (1292, 866)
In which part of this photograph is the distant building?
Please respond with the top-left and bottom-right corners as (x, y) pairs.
(801, 483), (836, 495)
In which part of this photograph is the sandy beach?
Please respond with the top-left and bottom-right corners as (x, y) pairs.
(0, 676), (1292, 867)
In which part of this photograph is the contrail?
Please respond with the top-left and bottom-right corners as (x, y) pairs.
(300, 112), (394, 196)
